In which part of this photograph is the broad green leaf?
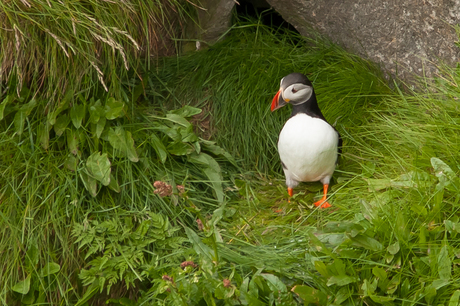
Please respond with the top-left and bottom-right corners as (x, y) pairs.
(40, 262), (60, 277)
(395, 212), (409, 242)
(188, 152), (221, 173)
(210, 204), (226, 229)
(14, 109), (27, 135)
(387, 241), (400, 255)
(80, 170), (98, 197)
(123, 131), (139, 162)
(70, 104), (85, 128)
(65, 154), (78, 171)
(184, 226), (214, 261)
(449, 290), (460, 306)
(431, 157), (456, 181)
(13, 99), (37, 134)
(167, 141), (194, 156)
(48, 98), (69, 125)
(334, 287), (352, 304)
(150, 134), (167, 163)
(108, 174), (120, 193)
(386, 274), (401, 294)
(314, 260), (329, 278)
(201, 139), (238, 167)
(309, 232), (335, 257)
(88, 100), (104, 124)
(165, 113), (191, 127)
(327, 275), (357, 287)
(367, 178), (391, 191)
(350, 234), (383, 251)
(38, 122), (52, 150)
(108, 127), (139, 162)
(361, 279), (377, 296)
(424, 285), (437, 304)
(432, 157), (457, 192)
(12, 275), (31, 294)
(438, 245), (451, 280)
(67, 129), (79, 155)
(214, 285), (235, 299)
(169, 105), (202, 117)
(331, 259), (346, 276)
(92, 116), (106, 139)
(432, 278), (449, 290)
(21, 289), (35, 305)
(0, 105), (6, 122)
(86, 152), (111, 186)
(54, 114), (70, 136)
(400, 278), (411, 297)
(372, 266), (387, 280)
(240, 277), (249, 295)
(180, 125), (198, 143)
(105, 97), (124, 120)
(20, 99), (37, 116)
(292, 285), (327, 304)
(153, 124), (180, 141)
(25, 239), (39, 273)
(0, 95), (12, 121)
(261, 273), (286, 292)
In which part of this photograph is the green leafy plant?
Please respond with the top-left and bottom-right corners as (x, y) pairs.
(10, 238), (62, 305)
(73, 210), (187, 304)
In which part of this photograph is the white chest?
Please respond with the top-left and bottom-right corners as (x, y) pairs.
(278, 114), (338, 184)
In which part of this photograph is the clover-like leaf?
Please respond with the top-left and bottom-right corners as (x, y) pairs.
(12, 275), (31, 294)
(70, 104), (85, 129)
(108, 127), (139, 162)
(86, 152), (111, 186)
(105, 97), (124, 120)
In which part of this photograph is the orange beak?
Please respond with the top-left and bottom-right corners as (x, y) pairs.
(271, 90), (287, 111)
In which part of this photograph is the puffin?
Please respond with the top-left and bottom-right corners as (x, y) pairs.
(271, 73), (341, 208)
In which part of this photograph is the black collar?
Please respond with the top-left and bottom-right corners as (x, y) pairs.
(290, 92), (327, 121)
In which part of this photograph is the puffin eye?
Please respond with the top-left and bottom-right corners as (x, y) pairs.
(291, 87), (298, 93)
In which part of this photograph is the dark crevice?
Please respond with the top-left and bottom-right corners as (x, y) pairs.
(233, 0), (300, 35)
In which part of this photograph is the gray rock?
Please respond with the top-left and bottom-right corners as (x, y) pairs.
(265, 0), (460, 80)
(194, 0), (236, 48)
(188, 0), (460, 80)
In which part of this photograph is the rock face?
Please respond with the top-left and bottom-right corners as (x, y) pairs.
(193, 0), (460, 80)
(190, 0), (235, 49)
(265, 0), (460, 79)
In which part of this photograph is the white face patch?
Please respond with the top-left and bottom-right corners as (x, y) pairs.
(282, 84), (313, 104)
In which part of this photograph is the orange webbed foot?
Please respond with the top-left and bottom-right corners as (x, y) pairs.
(313, 199), (331, 209)
(314, 184), (331, 209)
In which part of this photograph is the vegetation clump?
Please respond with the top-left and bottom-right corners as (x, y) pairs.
(1, 7), (460, 305)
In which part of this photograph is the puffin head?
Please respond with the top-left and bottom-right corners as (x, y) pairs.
(271, 73), (314, 111)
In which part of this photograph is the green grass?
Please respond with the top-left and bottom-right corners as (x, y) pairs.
(0, 0), (190, 104)
(149, 22), (460, 304)
(0, 107), (222, 304)
(2, 14), (460, 305)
